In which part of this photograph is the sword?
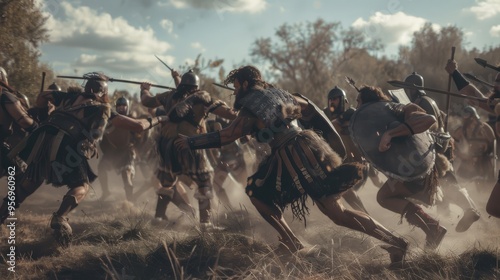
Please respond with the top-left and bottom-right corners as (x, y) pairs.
(154, 54), (173, 71)
(387, 80), (487, 102)
(212, 82), (234, 91)
(56, 75), (176, 90)
(474, 58), (500, 73)
(463, 72), (494, 88)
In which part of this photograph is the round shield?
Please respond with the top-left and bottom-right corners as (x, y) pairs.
(349, 101), (435, 181)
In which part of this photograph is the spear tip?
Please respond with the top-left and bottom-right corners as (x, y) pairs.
(474, 57), (487, 67)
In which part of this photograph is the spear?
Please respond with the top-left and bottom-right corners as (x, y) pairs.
(212, 82), (234, 91)
(345, 76), (361, 92)
(387, 80), (487, 103)
(463, 72), (494, 88)
(444, 46), (456, 132)
(56, 75), (176, 90)
(154, 54), (173, 71)
(474, 58), (500, 72)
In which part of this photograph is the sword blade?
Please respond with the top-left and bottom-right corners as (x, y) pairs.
(154, 54), (173, 71)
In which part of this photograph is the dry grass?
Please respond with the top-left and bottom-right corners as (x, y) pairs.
(1, 202), (499, 280)
(1, 177), (500, 279)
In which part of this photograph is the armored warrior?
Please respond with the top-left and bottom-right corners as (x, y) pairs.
(351, 86), (447, 250)
(177, 66), (409, 266)
(0, 73), (165, 244)
(452, 106), (496, 184)
(402, 72), (480, 232)
(98, 97), (142, 201)
(323, 86), (382, 213)
(0, 67), (37, 178)
(140, 69), (237, 229)
(444, 60), (500, 218)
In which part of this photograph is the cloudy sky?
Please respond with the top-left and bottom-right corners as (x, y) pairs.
(38, 0), (500, 94)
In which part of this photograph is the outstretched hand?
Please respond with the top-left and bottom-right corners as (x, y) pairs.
(175, 134), (189, 150)
(378, 132), (392, 152)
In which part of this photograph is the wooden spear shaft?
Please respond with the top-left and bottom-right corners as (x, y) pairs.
(444, 46), (456, 132)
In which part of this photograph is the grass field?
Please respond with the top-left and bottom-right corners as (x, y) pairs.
(1, 170), (500, 279)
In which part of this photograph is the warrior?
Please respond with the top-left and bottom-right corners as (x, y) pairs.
(351, 86), (447, 250)
(324, 86), (382, 213)
(176, 66), (409, 266)
(451, 106), (496, 185)
(319, 86), (370, 213)
(98, 97), (140, 201)
(0, 73), (166, 244)
(443, 60), (500, 218)
(140, 69), (238, 229)
(0, 66), (38, 178)
(402, 72), (480, 232)
(323, 86), (348, 121)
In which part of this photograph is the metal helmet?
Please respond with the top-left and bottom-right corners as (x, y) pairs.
(404, 71), (425, 99)
(179, 69), (199, 87)
(17, 93), (30, 109)
(463, 105), (480, 120)
(115, 97), (130, 115)
(404, 72), (424, 87)
(0, 67), (8, 84)
(83, 72), (109, 97)
(47, 82), (61, 91)
(327, 86), (347, 114)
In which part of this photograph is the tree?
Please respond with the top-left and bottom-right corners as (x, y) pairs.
(250, 19), (383, 107)
(0, 0), (50, 99)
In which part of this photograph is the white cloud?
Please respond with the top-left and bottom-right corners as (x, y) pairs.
(352, 12), (439, 46)
(467, 0), (500, 20)
(491, 25), (500, 37)
(168, 0), (267, 13)
(160, 19), (174, 33)
(43, 2), (172, 73)
(191, 42), (206, 52)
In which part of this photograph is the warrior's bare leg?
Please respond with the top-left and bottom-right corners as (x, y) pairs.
(212, 167), (232, 207)
(315, 195), (407, 264)
(439, 171), (480, 232)
(249, 197), (303, 251)
(342, 189), (369, 214)
(122, 167), (134, 202)
(377, 180), (446, 250)
(97, 159), (111, 200)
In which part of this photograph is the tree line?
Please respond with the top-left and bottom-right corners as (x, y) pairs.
(1, 1), (499, 116)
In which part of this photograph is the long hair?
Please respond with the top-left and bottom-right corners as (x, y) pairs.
(358, 86), (390, 104)
(224, 65), (269, 89)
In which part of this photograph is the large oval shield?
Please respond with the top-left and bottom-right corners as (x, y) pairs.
(349, 101), (435, 181)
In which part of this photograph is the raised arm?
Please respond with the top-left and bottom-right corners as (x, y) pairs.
(140, 83), (163, 108)
(445, 60), (493, 114)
